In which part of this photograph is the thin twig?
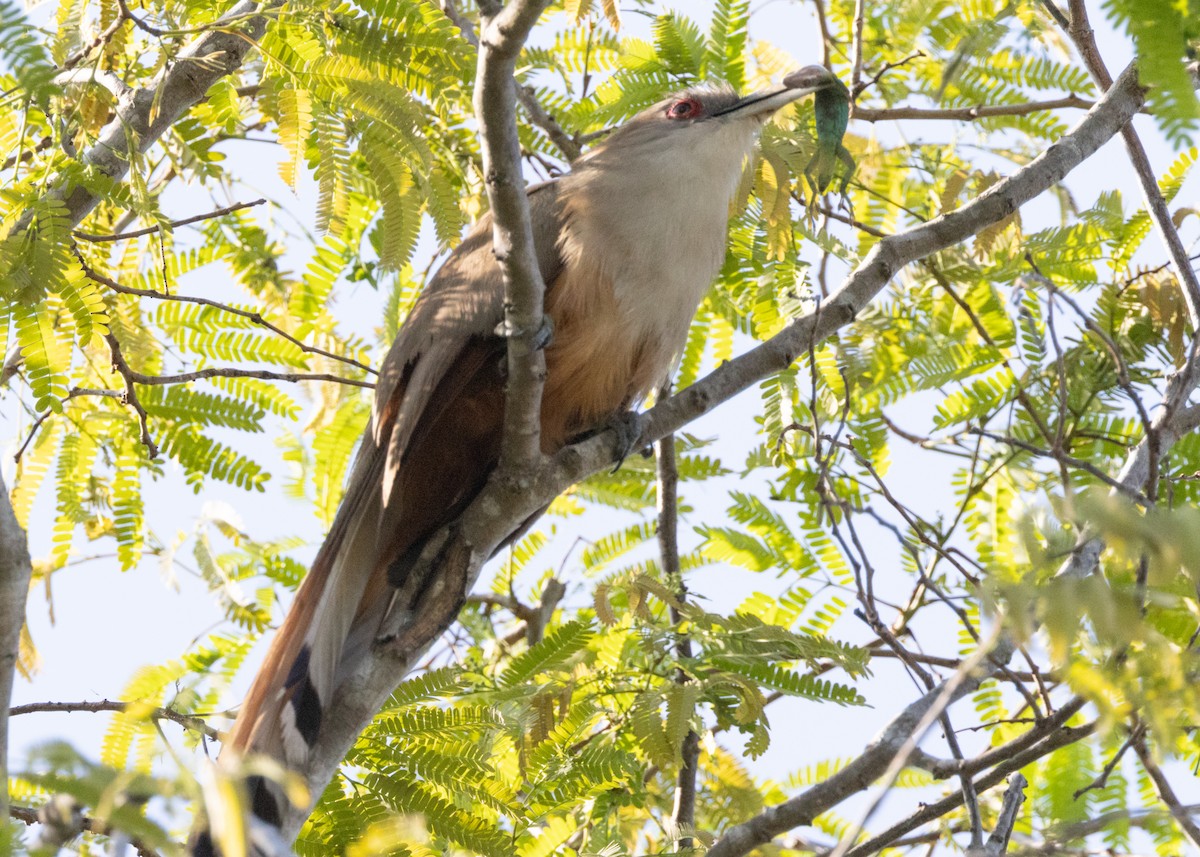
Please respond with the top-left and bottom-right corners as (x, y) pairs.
(9, 803), (162, 857)
(1063, 0), (1200, 327)
(13, 388), (122, 463)
(10, 699), (221, 739)
(1074, 721), (1143, 799)
(968, 427), (1150, 502)
(849, 0), (866, 95)
(76, 247), (377, 376)
(655, 415), (699, 850)
(104, 333), (159, 459)
(443, 0), (582, 161)
(1133, 736), (1200, 848)
(119, 365), (374, 389)
(73, 198), (266, 243)
(853, 94), (1094, 122)
(811, 0), (834, 69)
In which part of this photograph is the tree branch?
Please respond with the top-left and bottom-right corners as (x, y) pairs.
(970, 773), (1026, 857)
(34, 0), (284, 231)
(77, 249), (376, 377)
(853, 94), (1095, 122)
(716, 639), (1011, 857)
(9, 699), (221, 740)
(0, 473), (33, 822)
(442, 0), (583, 162)
(656, 426), (699, 849)
(72, 198), (266, 243)
(1133, 736), (1200, 848)
(104, 332), (160, 458)
(1064, 0), (1200, 326)
(10, 801), (162, 857)
(844, 719), (1097, 857)
(474, 0), (555, 473)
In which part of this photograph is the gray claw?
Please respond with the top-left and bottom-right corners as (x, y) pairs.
(607, 411), (647, 472)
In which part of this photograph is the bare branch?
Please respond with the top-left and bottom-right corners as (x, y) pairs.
(14, 388), (122, 463)
(518, 85), (583, 161)
(1064, 0), (1200, 326)
(1133, 736), (1200, 848)
(849, 0), (866, 94)
(10, 801), (162, 857)
(844, 718), (1097, 857)
(73, 198), (266, 243)
(968, 427), (1150, 502)
(9, 699), (221, 739)
(76, 248), (377, 377)
(811, 0), (834, 69)
(117, 365), (375, 389)
(824, 637), (1002, 857)
(656, 424), (699, 849)
(970, 773), (1026, 857)
(709, 638), (1010, 857)
(853, 94), (1094, 122)
(104, 333), (160, 458)
(441, 0), (583, 162)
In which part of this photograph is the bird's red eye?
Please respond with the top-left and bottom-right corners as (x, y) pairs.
(666, 98), (701, 120)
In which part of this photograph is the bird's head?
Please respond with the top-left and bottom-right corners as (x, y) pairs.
(576, 67), (840, 192)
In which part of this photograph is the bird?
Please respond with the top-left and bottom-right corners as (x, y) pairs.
(198, 68), (835, 848)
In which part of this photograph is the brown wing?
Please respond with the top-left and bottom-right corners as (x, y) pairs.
(225, 181), (566, 773)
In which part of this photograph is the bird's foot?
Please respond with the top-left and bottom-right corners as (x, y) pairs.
(532, 315), (554, 350)
(603, 410), (648, 473)
(494, 314), (554, 350)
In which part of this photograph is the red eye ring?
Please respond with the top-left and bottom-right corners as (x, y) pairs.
(666, 97), (702, 120)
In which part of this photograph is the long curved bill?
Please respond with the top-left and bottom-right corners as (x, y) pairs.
(711, 65), (842, 120)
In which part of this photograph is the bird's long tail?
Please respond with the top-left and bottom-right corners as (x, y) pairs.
(219, 447), (391, 824)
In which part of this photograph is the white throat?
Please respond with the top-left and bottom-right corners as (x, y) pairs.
(559, 118), (761, 358)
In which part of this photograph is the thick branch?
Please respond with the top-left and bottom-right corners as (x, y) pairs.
(473, 0), (555, 471)
(0, 473), (34, 821)
(38, 0), (283, 230)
